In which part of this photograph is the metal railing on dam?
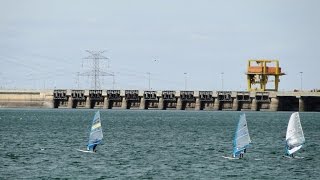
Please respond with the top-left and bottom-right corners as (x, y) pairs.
(0, 89), (320, 111)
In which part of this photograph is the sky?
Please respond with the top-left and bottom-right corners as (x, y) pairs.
(0, 0), (319, 91)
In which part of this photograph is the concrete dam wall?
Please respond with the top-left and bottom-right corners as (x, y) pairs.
(0, 89), (320, 112)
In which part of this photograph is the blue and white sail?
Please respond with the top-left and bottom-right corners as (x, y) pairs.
(285, 112), (305, 155)
(87, 111), (103, 151)
(232, 114), (251, 157)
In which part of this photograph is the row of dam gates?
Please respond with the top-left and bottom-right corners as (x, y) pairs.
(1, 89), (320, 111)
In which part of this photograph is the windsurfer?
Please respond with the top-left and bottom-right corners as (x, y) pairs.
(239, 148), (247, 159)
(239, 151), (244, 159)
(93, 144), (97, 152)
(285, 144), (295, 158)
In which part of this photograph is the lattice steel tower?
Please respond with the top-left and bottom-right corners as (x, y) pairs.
(81, 50), (113, 90)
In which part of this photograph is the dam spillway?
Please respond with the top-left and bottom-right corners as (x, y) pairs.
(0, 89), (320, 112)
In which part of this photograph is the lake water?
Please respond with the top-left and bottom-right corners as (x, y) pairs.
(0, 109), (319, 179)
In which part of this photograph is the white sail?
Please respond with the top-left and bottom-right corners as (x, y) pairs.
(233, 114), (251, 157)
(285, 112), (305, 155)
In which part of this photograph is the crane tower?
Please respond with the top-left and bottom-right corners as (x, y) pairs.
(246, 60), (285, 91)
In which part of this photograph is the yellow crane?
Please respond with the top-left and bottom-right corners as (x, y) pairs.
(246, 60), (285, 91)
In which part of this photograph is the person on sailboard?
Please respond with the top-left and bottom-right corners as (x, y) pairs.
(239, 148), (247, 159)
(92, 144), (97, 152)
(285, 142), (294, 158)
(285, 151), (294, 158)
(239, 151), (244, 159)
(232, 149), (244, 159)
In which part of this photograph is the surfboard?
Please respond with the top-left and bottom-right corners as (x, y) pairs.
(294, 156), (304, 159)
(283, 155), (304, 159)
(222, 156), (239, 160)
(76, 149), (95, 153)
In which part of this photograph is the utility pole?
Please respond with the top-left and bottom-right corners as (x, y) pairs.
(221, 72), (224, 90)
(147, 72), (151, 90)
(75, 72), (80, 89)
(80, 50), (113, 89)
(112, 72), (115, 89)
(299, 72), (303, 91)
(184, 72), (187, 90)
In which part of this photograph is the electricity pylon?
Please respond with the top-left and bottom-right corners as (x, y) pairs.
(81, 50), (113, 90)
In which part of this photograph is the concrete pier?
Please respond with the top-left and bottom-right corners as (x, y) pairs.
(139, 97), (146, 109)
(103, 97), (109, 109)
(270, 97), (279, 111)
(0, 89), (320, 112)
(213, 99), (220, 110)
(158, 97), (164, 110)
(67, 97), (73, 108)
(232, 99), (239, 111)
(299, 97), (305, 112)
(195, 97), (201, 110)
(176, 97), (182, 110)
(251, 99), (258, 111)
(85, 97), (90, 109)
(121, 98), (127, 109)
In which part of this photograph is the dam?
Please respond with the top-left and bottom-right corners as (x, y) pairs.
(0, 89), (320, 112)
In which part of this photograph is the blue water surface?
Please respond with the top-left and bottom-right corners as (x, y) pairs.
(0, 109), (319, 179)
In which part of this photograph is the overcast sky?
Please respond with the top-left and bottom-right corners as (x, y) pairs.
(0, 0), (319, 91)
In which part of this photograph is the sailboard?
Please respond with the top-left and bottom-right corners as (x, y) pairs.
(76, 149), (95, 153)
(232, 113), (251, 158)
(77, 111), (103, 153)
(222, 156), (239, 160)
(285, 112), (305, 157)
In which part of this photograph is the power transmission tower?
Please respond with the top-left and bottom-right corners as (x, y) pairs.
(80, 50), (113, 90)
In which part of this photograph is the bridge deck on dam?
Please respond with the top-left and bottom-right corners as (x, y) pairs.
(0, 89), (320, 112)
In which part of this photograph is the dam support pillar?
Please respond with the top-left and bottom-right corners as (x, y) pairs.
(232, 99), (239, 111)
(67, 97), (73, 108)
(103, 97), (109, 109)
(85, 97), (91, 108)
(195, 97), (201, 110)
(176, 97), (182, 110)
(121, 98), (127, 109)
(213, 98), (220, 110)
(299, 97), (305, 112)
(251, 99), (258, 111)
(158, 97), (164, 110)
(270, 97), (279, 111)
(139, 97), (146, 109)
(45, 100), (54, 108)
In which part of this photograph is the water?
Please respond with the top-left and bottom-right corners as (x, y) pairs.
(1, 109), (319, 179)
